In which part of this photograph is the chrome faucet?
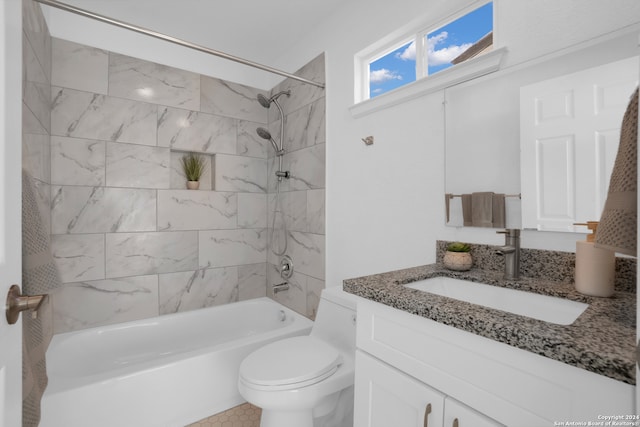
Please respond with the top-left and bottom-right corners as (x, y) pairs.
(272, 282), (289, 294)
(495, 229), (520, 280)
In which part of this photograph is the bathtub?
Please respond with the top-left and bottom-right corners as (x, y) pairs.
(40, 297), (313, 427)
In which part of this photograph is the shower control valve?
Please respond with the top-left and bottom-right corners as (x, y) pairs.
(280, 255), (294, 280)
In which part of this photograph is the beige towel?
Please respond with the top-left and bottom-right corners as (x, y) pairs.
(22, 170), (62, 426)
(492, 193), (506, 228)
(461, 194), (473, 226)
(472, 192), (494, 227)
(595, 88), (638, 256)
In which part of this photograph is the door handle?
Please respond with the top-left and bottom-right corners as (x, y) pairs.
(423, 403), (432, 427)
(5, 284), (48, 325)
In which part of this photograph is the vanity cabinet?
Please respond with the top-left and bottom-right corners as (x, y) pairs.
(444, 396), (503, 427)
(355, 350), (502, 427)
(355, 350), (445, 427)
(353, 298), (635, 427)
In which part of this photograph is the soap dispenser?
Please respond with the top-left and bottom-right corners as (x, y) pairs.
(574, 221), (615, 297)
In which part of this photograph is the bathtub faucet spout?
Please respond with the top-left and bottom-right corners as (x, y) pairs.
(273, 282), (289, 294)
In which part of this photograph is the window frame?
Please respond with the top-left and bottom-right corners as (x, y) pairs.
(357, 0), (496, 103)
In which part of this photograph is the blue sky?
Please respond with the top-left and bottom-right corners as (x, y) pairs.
(370, 2), (493, 97)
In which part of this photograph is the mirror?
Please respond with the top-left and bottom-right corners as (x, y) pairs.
(444, 30), (639, 231)
(520, 57), (638, 232)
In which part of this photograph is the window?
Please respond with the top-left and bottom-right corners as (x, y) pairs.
(365, 2), (494, 99)
(369, 40), (417, 98)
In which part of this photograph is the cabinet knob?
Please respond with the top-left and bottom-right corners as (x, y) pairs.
(423, 403), (432, 427)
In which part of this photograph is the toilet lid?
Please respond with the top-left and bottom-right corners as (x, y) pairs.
(240, 336), (342, 388)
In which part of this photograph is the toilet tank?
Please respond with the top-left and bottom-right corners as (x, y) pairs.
(310, 287), (359, 354)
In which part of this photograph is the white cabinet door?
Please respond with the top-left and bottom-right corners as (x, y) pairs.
(520, 56), (638, 232)
(0, 0), (24, 426)
(444, 397), (503, 427)
(354, 351), (445, 427)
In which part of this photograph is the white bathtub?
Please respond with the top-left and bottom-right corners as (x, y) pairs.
(40, 297), (313, 427)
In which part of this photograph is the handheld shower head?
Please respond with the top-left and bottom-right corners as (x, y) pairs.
(256, 127), (272, 140)
(256, 127), (281, 155)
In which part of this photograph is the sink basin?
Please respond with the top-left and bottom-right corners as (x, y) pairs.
(405, 277), (588, 325)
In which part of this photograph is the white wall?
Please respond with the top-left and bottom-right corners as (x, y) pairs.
(270, 0), (640, 287)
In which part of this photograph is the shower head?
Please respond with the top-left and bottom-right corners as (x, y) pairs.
(256, 127), (281, 155)
(256, 90), (291, 109)
(257, 94), (271, 108)
(256, 127), (272, 140)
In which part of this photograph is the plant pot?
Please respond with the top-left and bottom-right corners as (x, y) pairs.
(186, 181), (200, 190)
(443, 251), (473, 271)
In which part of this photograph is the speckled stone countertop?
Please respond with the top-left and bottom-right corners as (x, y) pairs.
(343, 242), (636, 385)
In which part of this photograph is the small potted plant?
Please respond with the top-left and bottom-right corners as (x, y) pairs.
(443, 242), (473, 271)
(180, 152), (207, 190)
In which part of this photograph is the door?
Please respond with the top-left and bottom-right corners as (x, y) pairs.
(354, 351), (445, 427)
(0, 0), (24, 426)
(443, 397), (503, 427)
(520, 56), (638, 231)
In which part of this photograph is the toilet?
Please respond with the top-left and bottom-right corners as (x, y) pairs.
(238, 287), (358, 427)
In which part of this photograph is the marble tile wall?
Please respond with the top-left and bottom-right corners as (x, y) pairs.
(48, 37), (274, 333)
(22, 0), (52, 231)
(265, 54), (327, 319)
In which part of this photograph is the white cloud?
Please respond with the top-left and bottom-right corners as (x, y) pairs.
(427, 31), (473, 66)
(396, 41), (416, 61)
(428, 31), (449, 47)
(370, 68), (402, 84)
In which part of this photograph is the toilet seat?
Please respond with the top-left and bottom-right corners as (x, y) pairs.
(239, 336), (342, 391)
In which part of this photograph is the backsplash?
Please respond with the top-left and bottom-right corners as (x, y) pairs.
(437, 240), (636, 293)
(49, 38), (267, 333)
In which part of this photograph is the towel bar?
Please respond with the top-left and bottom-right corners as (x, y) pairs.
(447, 193), (521, 199)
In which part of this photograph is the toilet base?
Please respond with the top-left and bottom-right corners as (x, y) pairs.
(260, 409), (313, 427)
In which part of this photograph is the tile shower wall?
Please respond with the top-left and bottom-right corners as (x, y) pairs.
(265, 55), (326, 318)
(22, 0), (52, 229)
(49, 38), (271, 333)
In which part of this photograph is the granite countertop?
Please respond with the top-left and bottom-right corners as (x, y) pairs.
(343, 263), (636, 385)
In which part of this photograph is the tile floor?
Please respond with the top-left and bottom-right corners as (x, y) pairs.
(187, 403), (261, 427)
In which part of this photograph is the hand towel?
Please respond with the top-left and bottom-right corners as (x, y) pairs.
(471, 192), (494, 227)
(461, 194), (473, 226)
(445, 194), (452, 223)
(492, 193), (506, 228)
(595, 87), (638, 256)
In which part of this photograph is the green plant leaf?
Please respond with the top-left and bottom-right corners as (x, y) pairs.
(446, 242), (471, 252)
(180, 152), (207, 181)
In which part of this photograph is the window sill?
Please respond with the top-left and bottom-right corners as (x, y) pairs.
(349, 47), (507, 119)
